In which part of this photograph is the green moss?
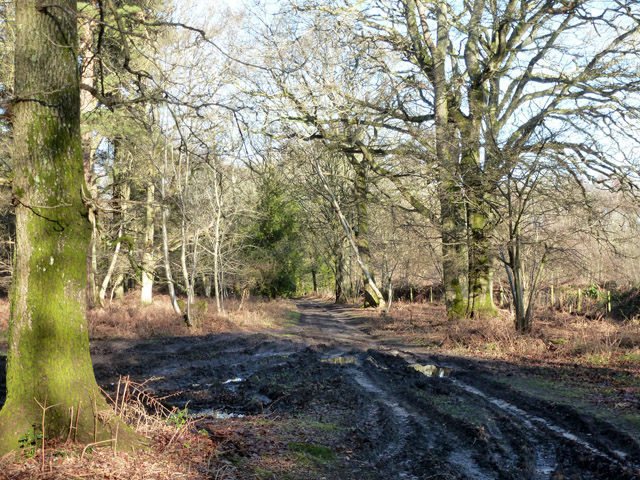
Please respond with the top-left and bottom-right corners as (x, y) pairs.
(448, 283), (468, 318)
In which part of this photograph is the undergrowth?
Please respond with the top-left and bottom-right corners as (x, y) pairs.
(84, 291), (296, 340)
(363, 299), (640, 368)
(0, 377), (230, 480)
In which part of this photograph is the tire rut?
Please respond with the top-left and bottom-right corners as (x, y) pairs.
(294, 299), (640, 479)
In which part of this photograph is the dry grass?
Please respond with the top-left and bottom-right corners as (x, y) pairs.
(226, 296), (298, 331)
(362, 300), (640, 368)
(87, 291), (296, 340)
(0, 375), (343, 480)
(0, 377), (235, 480)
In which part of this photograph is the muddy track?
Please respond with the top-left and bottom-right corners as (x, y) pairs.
(291, 301), (640, 479)
(42, 299), (640, 478)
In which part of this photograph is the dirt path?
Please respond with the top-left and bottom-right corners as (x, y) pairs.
(84, 299), (640, 478)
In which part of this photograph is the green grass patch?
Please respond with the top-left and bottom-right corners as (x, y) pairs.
(282, 310), (301, 327)
(495, 374), (640, 442)
(288, 442), (335, 462)
(495, 375), (587, 401)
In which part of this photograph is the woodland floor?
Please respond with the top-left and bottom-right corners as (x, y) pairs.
(0, 294), (638, 479)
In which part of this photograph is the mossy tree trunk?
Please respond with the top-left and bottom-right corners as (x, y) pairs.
(467, 198), (497, 317)
(0, 0), (139, 453)
(439, 179), (469, 318)
(431, 4), (468, 319)
(461, 34), (498, 318)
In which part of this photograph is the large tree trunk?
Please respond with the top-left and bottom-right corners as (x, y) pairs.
(0, 0), (138, 452)
(439, 181), (468, 317)
(428, 0), (468, 318)
(353, 156), (381, 308)
(467, 197), (496, 316)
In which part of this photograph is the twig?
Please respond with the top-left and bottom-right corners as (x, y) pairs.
(80, 439), (116, 460)
(75, 402), (82, 442)
(93, 398), (98, 443)
(114, 377), (121, 417)
(66, 406), (74, 443)
(34, 396), (61, 474)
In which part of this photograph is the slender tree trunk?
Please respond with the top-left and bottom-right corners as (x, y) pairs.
(162, 202), (181, 314)
(99, 231), (123, 306)
(212, 168), (224, 313)
(99, 182), (129, 306)
(112, 273), (125, 300)
(311, 268), (318, 294)
(177, 150), (195, 327)
(203, 273), (212, 298)
(335, 248), (346, 303)
(188, 225), (200, 323)
(161, 144), (180, 314)
(502, 227), (547, 333)
(140, 183), (155, 305)
(180, 220), (193, 325)
(0, 0), (138, 452)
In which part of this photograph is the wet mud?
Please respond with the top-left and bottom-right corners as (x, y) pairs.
(2, 299), (639, 479)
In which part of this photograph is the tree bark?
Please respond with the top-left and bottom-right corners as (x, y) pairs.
(0, 0), (139, 452)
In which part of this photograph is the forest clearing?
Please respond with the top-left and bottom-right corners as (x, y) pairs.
(0, 293), (638, 479)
